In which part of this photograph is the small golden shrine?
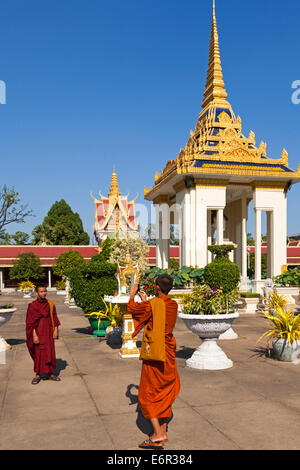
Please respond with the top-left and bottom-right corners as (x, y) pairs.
(91, 168), (138, 245)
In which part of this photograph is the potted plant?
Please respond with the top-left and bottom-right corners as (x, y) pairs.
(178, 245), (240, 370)
(18, 281), (35, 298)
(55, 279), (66, 295)
(273, 269), (300, 305)
(263, 289), (288, 318)
(0, 303), (17, 352)
(257, 305), (300, 362)
(84, 300), (122, 339)
(239, 293), (261, 314)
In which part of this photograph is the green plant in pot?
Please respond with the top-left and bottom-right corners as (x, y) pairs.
(178, 245), (240, 371)
(257, 305), (300, 362)
(84, 300), (122, 338)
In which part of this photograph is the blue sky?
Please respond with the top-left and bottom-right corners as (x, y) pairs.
(0, 0), (300, 241)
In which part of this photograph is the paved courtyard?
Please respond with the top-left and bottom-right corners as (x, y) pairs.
(0, 291), (300, 450)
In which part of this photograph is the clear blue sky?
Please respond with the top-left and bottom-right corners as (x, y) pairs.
(0, 0), (300, 241)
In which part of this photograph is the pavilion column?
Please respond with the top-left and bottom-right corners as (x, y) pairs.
(241, 191), (248, 279)
(216, 208), (224, 245)
(207, 210), (212, 264)
(183, 190), (191, 267)
(155, 205), (163, 269)
(255, 209), (262, 281)
(195, 186), (208, 268)
(161, 203), (170, 269)
(190, 187), (196, 267)
(0, 269), (4, 290)
(48, 268), (52, 289)
(267, 211), (272, 278)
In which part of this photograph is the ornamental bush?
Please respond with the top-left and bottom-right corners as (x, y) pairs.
(53, 249), (85, 278)
(204, 245), (240, 294)
(68, 259), (118, 314)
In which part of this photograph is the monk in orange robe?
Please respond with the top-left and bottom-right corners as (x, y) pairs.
(26, 285), (61, 385)
(128, 275), (180, 449)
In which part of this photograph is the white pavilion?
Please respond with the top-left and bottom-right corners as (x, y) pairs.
(144, 1), (300, 293)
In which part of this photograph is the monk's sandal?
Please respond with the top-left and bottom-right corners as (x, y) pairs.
(49, 375), (61, 381)
(31, 377), (41, 385)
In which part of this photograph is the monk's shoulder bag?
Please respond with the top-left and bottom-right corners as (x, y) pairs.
(139, 297), (166, 363)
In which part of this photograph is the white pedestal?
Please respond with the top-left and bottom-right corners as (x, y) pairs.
(219, 327), (238, 340)
(187, 339), (233, 370)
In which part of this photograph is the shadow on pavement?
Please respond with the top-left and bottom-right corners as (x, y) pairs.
(176, 346), (195, 359)
(6, 338), (26, 346)
(54, 358), (68, 376)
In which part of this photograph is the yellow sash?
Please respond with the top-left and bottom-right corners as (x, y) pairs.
(48, 299), (55, 330)
(140, 297), (166, 363)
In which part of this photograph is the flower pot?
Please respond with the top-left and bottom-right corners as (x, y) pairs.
(56, 290), (66, 296)
(23, 289), (33, 298)
(106, 326), (123, 345)
(0, 308), (17, 353)
(275, 287), (299, 305)
(272, 338), (300, 362)
(238, 297), (260, 314)
(86, 316), (111, 337)
(178, 312), (239, 370)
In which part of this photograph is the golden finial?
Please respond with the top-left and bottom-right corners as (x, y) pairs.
(108, 167), (121, 198)
(202, 0), (230, 110)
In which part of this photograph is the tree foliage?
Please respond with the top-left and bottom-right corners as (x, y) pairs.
(32, 199), (90, 246)
(109, 236), (149, 274)
(52, 249), (86, 278)
(0, 185), (32, 232)
(9, 252), (44, 282)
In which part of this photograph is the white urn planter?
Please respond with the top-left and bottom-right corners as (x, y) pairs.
(23, 289), (34, 299)
(178, 312), (239, 370)
(238, 297), (261, 314)
(56, 290), (66, 296)
(0, 308), (17, 353)
(275, 287), (299, 305)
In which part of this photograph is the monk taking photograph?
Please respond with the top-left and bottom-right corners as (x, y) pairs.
(26, 285), (61, 385)
(128, 274), (181, 449)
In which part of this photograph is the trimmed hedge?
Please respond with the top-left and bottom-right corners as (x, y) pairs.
(204, 245), (240, 294)
(68, 258), (118, 314)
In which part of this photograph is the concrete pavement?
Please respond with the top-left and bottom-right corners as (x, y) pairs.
(0, 291), (300, 450)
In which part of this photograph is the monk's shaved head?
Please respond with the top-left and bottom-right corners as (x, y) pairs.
(155, 275), (173, 295)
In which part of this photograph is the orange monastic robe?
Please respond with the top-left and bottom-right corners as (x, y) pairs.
(128, 295), (181, 420)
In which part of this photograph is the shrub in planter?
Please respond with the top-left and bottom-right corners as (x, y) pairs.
(240, 293), (261, 299)
(68, 260), (118, 314)
(183, 285), (240, 315)
(204, 245), (240, 294)
(273, 268), (300, 287)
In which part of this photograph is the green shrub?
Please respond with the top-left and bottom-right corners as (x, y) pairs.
(240, 293), (261, 299)
(53, 249), (85, 278)
(204, 260), (240, 293)
(68, 260), (118, 314)
(273, 268), (300, 287)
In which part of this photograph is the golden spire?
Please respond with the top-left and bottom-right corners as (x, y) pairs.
(201, 0), (230, 110)
(108, 167), (121, 198)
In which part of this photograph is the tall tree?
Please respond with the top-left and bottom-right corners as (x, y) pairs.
(32, 199), (90, 246)
(9, 252), (44, 282)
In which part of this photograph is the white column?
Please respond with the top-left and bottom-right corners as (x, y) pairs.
(48, 268), (52, 289)
(190, 187), (196, 267)
(216, 208), (224, 245)
(255, 209), (262, 281)
(0, 269), (4, 290)
(161, 203), (170, 269)
(155, 205), (163, 269)
(267, 211), (272, 278)
(195, 187), (208, 268)
(183, 190), (191, 267)
(241, 191), (248, 278)
(175, 192), (185, 268)
(207, 210), (212, 264)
